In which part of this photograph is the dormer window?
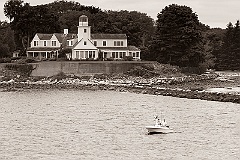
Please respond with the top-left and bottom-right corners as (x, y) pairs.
(52, 41), (56, 46)
(94, 41), (97, 46)
(68, 40), (73, 46)
(84, 29), (87, 33)
(84, 41), (87, 45)
(44, 41), (47, 46)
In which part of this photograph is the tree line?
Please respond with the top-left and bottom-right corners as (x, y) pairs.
(1, 1), (239, 71)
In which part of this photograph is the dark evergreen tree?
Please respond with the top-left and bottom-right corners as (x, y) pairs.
(4, 0), (60, 51)
(0, 21), (16, 57)
(152, 4), (205, 68)
(202, 28), (225, 69)
(215, 21), (240, 70)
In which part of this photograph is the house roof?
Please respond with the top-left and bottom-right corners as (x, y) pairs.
(54, 33), (64, 43)
(97, 47), (129, 51)
(36, 33), (53, 40)
(91, 34), (127, 39)
(36, 33), (77, 43)
(65, 34), (78, 40)
(27, 47), (60, 52)
(128, 46), (141, 51)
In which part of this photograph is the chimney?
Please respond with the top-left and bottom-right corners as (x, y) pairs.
(64, 29), (68, 35)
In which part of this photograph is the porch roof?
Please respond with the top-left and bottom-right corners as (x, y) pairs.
(97, 47), (128, 51)
(27, 47), (60, 52)
(91, 34), (127, 39)
(128, 46), (140, 51)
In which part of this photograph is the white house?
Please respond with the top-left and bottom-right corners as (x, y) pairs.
(27, 15), (141, 60)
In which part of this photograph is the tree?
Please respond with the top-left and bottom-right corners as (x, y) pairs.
(0, 21), (16, 58)
(202, 28), (225, 69)
(4, 0), (60, 51)
(152, 4), (205, 67)
(215, 21), (240, 70)
(59, 9), (155, 48)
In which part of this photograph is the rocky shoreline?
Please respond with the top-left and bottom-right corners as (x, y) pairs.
(1, 73), (240, 104)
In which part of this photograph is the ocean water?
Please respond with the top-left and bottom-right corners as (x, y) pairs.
(0, 90), (240, 160)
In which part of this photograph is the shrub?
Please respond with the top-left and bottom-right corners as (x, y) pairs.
(49, 58), (57, 61)
(51, 71), (67, 80)
(106, 57), (114, 61)
(123, 56), (133, 61)
(141, 64), (155, 71)
(5, 63), (35, 77)
(16, 57), (37, 64)
(57, 57), (68, 61)
(126, 66), (154, 77)
(93, 74), (108, 79)
(0, 58), (11, 63)
(11, 57), (21, 61)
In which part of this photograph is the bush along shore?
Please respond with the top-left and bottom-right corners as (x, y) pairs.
(1, 72), (240, 104)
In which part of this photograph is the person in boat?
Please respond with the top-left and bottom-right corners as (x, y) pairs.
(162, 119), (167, 126)
(155, 116), (161, 126)
(158, 118), (162, 125)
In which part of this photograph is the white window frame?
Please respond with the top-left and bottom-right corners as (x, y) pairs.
(52, 41), (57, 46)
(94, 41), (97, 46)
(33, 41), (38, 47)
(76, 51), (80, 59)
(114, 41), (124, 46)
(103, 41), (107, 46)
(43, 41), (47, 47)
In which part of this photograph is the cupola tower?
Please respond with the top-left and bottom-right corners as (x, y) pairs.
(78, 15), (91, 41)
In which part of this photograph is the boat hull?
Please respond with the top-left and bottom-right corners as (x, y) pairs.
(145, 126), (173, 134)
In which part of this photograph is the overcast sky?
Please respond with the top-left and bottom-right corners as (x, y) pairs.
(1, 0), (240, 28)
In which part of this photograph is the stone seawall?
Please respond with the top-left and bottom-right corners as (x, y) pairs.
(30, 61), (152, 77)
(0, 61), (153, 77)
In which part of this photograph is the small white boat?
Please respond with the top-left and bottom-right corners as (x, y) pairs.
(146, 116), (173, 134)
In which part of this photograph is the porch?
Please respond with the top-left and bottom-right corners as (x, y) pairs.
(26, 51), (59, 60)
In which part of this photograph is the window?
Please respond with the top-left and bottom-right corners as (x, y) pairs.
(112, 52), (119, 58)
(123, 52), (126, 57)
(76, 51), (80, 59)
(119, 52), (123, 58)
(103, 41), (107, 46)
(84, 29), (87, 33)
(136, 52), (140, 57)
(68, 40), (73, 46)
(89, 51), (93, 58)
(84, 41), (87, 45)
(114, 41), (124, 46)
(94, 41), (97, 46)
(82, 17), (87, 22)
(133, 52), (136, 57)
(85, 51), (88, 58)
(80, 51), (84, 58)
(33, 41), (38, 47)
(44, 41), (47, 46)
(52, 41), (56, 46)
